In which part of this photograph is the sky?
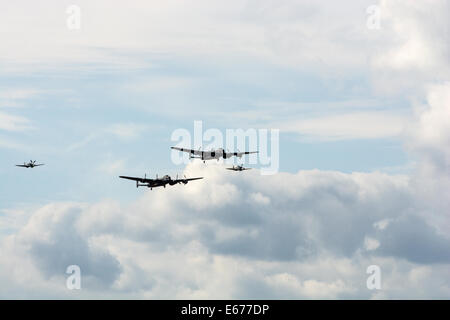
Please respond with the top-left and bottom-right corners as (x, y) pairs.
(0, 0), (449, 299)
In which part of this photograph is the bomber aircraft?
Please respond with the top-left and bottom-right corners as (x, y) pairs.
(226, 164), (251, 171)
(171, 147), (258, 163)
(119, 174), (203, 190)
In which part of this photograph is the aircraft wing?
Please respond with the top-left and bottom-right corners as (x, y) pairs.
(184, 177), (203, 181)
(173, 177), (203, 184)
(119, 176), (153, 183)
(34, 164), (44, 166)
(171, 147), (203, 156)
(15, 164), (29, 167)
(225, 151), (258, 158)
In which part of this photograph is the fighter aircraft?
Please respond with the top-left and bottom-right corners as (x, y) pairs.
(119, 174), (203, 190)
(171, 147), (258, 163)
(226, 164), (251, 171)
(15, 160), (45, 168)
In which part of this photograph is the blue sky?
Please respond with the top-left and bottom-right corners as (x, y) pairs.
(0, 52), (411, 207)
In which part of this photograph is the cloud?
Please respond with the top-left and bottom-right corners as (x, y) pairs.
(17, 203), (122, 286)
(0, 135), (29, 150)
(1, 162), (449, 298)
(0, 88), (43, 108)
(279, 111), (408, 141)
(97, 159), (127, 175)
(409, 83), (450, 166)
(66, 123), (149, 151)
(374, 214), (450, 264)
(209, 98), (411, 141)
(376, 0), (449, 72)
(364, 237), (380, 251)
(124, 77), (197, 93)
(0, 112), (32, 132)
(105, 123), (149, 141)
(370, 0), (450, 94)
(2, 0), (440, 144)
(0, 0), (426, 74)
(407, 83), (450, 231)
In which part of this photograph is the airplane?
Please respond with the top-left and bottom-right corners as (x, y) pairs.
(119, 174), (203, 190)
(171, 147), (258, 163)
(226, 164), (251, 171)
(15, 160), (45, 168)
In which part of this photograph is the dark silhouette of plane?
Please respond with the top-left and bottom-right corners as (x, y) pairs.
(226, 164), (251, 171)
(119, 174), (203, 190)
(171, 146), (258, 163)
(15, 160), (44, 168)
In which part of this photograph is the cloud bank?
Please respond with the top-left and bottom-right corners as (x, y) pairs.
(1, 160), (449, 299)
